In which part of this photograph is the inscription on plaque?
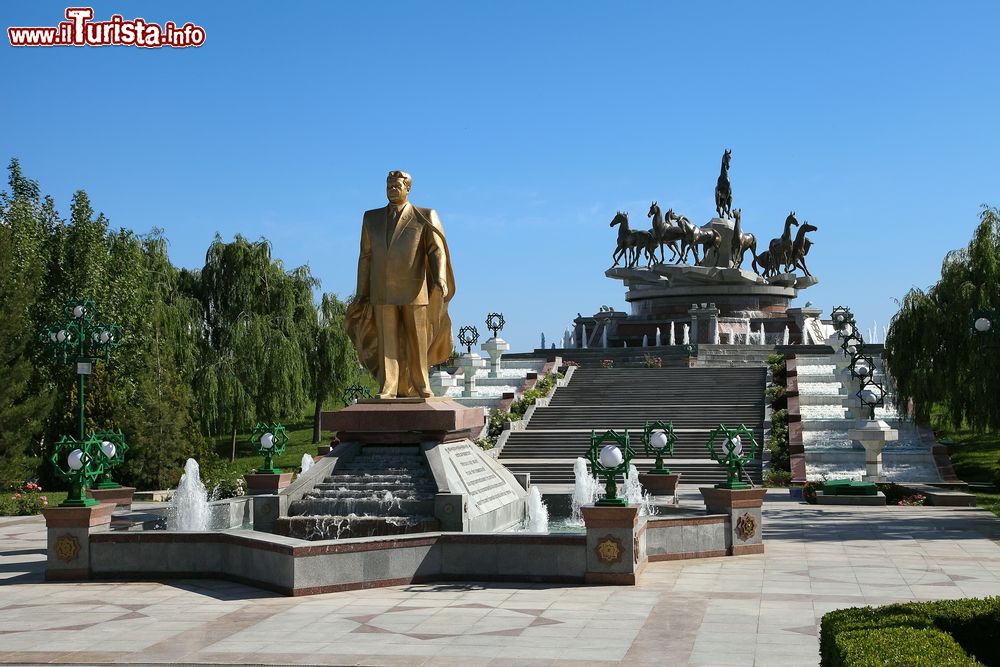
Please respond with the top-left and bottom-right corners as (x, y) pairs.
(442, 442), (517, 513)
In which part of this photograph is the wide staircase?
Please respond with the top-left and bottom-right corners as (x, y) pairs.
(273, 446), (440, 540)
(498, 367), (766, 486)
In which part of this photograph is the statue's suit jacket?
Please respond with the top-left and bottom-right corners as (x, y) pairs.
(356, 203), (448, 306)
(346, 202), (456, 378)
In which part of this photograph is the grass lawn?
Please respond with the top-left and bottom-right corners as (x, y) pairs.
(933, 414), (1000, 516)
(210, 416), (336, 476)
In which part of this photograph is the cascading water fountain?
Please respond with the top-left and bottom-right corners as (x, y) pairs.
(668, 323), (675, 346)
(301, 453), (314, 474)
(275, 447), (440, 540)
(796, 354), (941, 482)
(620, 464), (656, 516)
(569, 457), (601, 525)
(682, 324), (690, 345)
(170, 458), (209, 531)
(523, 486), (549, 533)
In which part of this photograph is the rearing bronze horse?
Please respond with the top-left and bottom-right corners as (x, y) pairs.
(715, 148), (733, 219)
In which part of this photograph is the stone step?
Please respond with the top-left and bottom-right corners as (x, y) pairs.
(290, 497), (436, 517)
(273, 515), (440, 540)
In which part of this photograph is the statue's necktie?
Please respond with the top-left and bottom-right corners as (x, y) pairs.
(386, 206), (401, 247)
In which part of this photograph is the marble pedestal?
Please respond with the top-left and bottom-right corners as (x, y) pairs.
(429, 369), (456, 396)
(848, 419), (898, 482)
(699, 488), (766, 555)
(87, 486), (136, 509)
(458, 352), (487, 398)
(322, 398), (486, 444)
(43, 502), (116, 580)
(637, 472), (681, 496)
(481, 337), (510, 379)
(581, 505), (645, 585)
(244, 472), (294, 495)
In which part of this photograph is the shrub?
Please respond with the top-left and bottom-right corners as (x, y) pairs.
(487, 409), (512, 438)
(563, 360), (581, 368)
(765, 384), (787, 403)
(878, 482), (927, 505)
(0, 481), (49, 516)
(802, 481), (820, 503)
(642, 354), (662, 368)
(764, 469), (792, 487)
(199, 459), (247, 500)
(820, 598), (1000, 666)
(601, 358), (614, 369)
(473, 436), (495, 451)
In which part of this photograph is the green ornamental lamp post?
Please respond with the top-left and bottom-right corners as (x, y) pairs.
(92, 428), (129, 490)
(343, 383), (372, 405)
(49, 434), (105, 507)
(706, 424), (759, 489)
(857, 381), (885, 421)
(587, 429), (635, 506)
(249, 422), (289, 474)
(642, 420), (677, 474)
(971, 310), (998, 338)
(41, 297), (124, 442)
(42, 297), (127, 498)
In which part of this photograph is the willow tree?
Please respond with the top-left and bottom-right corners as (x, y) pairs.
(886, 206), (1000, 430)
(195, 234), (318, 459)
(309, 293), (360, 443)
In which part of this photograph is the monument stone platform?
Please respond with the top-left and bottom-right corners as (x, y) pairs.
(322, 397), (484, 444)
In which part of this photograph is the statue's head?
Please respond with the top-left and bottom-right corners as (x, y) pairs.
(386, 170), (412, 206)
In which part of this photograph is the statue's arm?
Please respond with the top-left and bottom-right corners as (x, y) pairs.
(356, 216), (371, 302)
(425, 209), (449, 298)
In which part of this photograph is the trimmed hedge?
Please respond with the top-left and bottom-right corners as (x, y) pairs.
(821, 598), (1000, 666)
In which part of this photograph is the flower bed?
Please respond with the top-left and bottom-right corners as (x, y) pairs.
(0, 481), (49, 515)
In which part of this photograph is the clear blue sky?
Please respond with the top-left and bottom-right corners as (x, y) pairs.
(3, 2), (998, 351)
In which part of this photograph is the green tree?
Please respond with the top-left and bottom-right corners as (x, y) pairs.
(309, 293), (359, 443)
(0, 161), (54, 478)
(886, 206), (1000, 430)
(195, 234), (318, 459)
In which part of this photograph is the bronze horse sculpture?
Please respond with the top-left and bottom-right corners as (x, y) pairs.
(648, 201), (686, 263)
(767, 211), (799, 274)
(790, 221), (817, 276)
(715, 148), (733, 219)
(610, 211), (656, 268)
(730, 208), (757, 271)
(679, 217), (722, 264)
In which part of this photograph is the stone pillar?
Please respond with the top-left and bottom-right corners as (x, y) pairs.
(429, 369), (456, 396)
(481, 337), (510, 379)
(849, 420), (898, 482)
(42, 502), (116, 580)
(244, 472), (294, 495)
(687, 303), (720, 345)
(435, 493), (469, 532)
(699, 488), (766, 556)
(252, 493), (289, 533)
(581, 505), (646, 585)
(458, 352), (486, 397)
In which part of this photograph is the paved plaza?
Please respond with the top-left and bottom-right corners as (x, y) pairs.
(2, 494), (1000, 666)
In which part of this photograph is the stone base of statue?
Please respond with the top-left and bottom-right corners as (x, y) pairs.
(637, 472), (681, 496)
(86, 486), (135, 510)
(322, 397), (485, 444)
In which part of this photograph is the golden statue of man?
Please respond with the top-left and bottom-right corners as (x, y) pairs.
(345, 171), (456, 399)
